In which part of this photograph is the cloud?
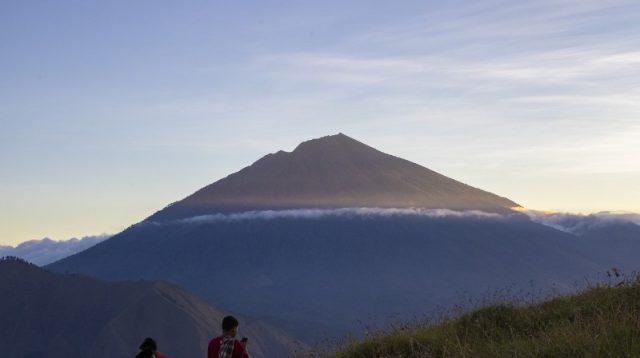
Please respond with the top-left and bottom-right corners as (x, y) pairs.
(520, 210), (640, 235)
(0, 235), (110, 266)
(242, 0), (640, 182)
(164, 208), (503, 225)
(145, 207), (640, 238)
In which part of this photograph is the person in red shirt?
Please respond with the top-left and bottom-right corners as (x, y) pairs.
(208, 315), (250, 358)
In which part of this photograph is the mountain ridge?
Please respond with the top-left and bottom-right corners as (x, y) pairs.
(0, 257), (301, 358)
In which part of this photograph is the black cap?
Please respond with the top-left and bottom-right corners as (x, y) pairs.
(139, 337), (157, 351)
(222, 315), (239, 332)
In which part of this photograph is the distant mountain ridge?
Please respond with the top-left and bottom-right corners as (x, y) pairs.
(0, 235), (109, 266)
(149, 133), (518, 222)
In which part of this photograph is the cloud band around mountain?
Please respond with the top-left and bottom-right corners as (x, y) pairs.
(152, 208), (504, 226)
(146, 208), (640, 237)
(521, 210), (640, 235)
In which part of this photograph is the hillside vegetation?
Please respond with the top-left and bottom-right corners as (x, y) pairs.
(325, 276), (640, 358)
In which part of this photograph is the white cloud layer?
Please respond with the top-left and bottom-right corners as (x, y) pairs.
(163, 208), (503, 225)
(0, 235), (110, 266)
(158, 208), (640, 239)
(521, 210), (640, 235)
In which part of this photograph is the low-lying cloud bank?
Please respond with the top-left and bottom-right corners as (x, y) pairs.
(521, 210), (640, 236)
(0, 235), (111, 266)
(151, 207), (640, 238)
(158, 208), (504, 225)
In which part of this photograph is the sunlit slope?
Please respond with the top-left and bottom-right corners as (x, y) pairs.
(149, 133), (518, 222)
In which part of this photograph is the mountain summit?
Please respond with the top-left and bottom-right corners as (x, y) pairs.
(151, 134), (518, 221)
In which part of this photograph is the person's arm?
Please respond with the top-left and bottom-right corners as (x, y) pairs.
(233, 340), (250, 358)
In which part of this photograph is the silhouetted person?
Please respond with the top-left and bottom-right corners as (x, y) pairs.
(136, 349), (154, 358)
(208, 316), (250, 358)
(137, 337), (167, 358)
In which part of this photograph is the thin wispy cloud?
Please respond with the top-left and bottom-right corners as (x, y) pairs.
(162, 1), (639, 212)
(521, 210), (640, 235)
(244, 0), (640, 183)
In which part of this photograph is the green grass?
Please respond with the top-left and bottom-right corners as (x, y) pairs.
(322, 278), (640, 358)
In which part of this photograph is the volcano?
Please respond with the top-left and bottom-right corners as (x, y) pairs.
(149, 133), (518, 222)
(47, 134), (630, 345)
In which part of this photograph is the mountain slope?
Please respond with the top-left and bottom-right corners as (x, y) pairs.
(0, 257), (300, 358)
(149, 134), (518, 222)
(579, 221), (640, 272)
(48, 214), (611, 343)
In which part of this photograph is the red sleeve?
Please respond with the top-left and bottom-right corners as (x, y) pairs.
(208, 337), (221, 358)
(232, 340), (249, 358)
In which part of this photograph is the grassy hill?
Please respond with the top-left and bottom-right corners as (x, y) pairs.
(324, 276), (640, 358)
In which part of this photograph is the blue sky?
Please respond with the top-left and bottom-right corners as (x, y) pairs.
(1, 0), (639, 244)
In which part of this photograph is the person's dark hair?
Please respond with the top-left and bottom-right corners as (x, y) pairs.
(139, 337), (157, 351)
(222, 315), (239, 332)
(136, 349), (154, 358)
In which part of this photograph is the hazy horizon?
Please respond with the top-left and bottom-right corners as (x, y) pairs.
(2, 1), (639, 245)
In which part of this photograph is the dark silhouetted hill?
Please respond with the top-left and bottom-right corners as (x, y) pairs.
(0, 258), (301, 358)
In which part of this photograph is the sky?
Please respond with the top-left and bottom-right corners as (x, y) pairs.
(1, 0), (639, 245)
